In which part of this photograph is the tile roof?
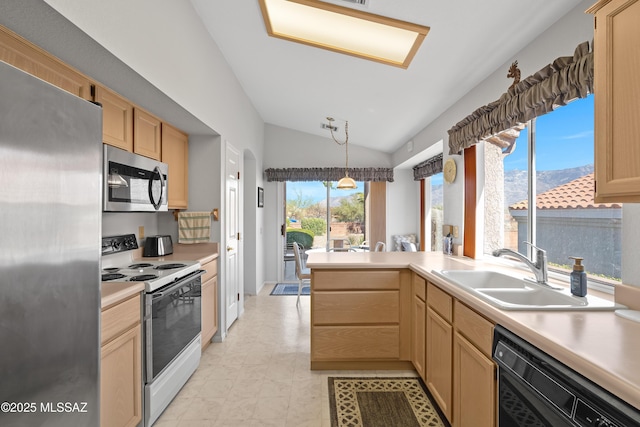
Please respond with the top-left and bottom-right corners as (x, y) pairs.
(509, 173), (622, 210)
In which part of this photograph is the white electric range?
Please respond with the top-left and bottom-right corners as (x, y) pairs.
(101, 234), (203, 426)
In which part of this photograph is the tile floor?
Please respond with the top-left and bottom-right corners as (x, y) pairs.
(154, 283), (417, 427)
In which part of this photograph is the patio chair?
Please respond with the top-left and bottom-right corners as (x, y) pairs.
(293, 242), (310, 307)
(329, 237), (353, 252)
(284, 242), (295, 276)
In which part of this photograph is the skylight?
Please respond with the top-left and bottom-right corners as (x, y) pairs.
(258, 0), (430, 69)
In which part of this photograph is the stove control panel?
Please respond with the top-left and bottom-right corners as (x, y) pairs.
(102, 234), (139, 256)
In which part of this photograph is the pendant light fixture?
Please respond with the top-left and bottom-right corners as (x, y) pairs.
(326, 117), (357, 190)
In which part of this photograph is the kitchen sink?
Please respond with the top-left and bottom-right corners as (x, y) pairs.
(478, 288), (587, 307)
(434, 270), (529, 289)
(433, 269), (622, 311)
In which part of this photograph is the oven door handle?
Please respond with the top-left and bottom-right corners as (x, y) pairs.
(151, 269), (205, 298)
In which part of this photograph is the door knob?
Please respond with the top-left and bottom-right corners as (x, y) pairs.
(227, 246), (233, 251)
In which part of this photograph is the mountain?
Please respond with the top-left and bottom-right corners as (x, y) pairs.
(432, 184), (443, 207)
(317, 196), (355, 208)
(504, 165), (594, 207)
(428, 165), (594, 210)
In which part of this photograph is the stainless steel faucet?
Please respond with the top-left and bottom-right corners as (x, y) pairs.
(492, 243), (560, 289)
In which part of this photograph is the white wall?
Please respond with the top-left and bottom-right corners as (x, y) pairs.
(386, 169), (421, 249)
(263, 181), (283, 283)
(244, 150), (265, 295)
(187, 135), (223, 243)
(264, 124), (392, 168)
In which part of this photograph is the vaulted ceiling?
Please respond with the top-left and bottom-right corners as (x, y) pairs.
(191, 0), (584, 154)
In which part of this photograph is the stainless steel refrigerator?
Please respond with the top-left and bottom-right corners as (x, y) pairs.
(0, 61), (102, 426)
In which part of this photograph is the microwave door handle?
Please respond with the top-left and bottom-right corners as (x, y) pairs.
(148, 165), (165, 210)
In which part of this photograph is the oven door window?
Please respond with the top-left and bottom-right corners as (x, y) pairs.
(148, 280), (201, 380)
(498, 371), (574, 427)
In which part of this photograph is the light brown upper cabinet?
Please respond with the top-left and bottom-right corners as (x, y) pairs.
(161, 123), (189, 209)
(0, 25), (92, 100)
(95, 85), (134, 152)
(588, 0), (640, 202)
(134, 108), (162, 160)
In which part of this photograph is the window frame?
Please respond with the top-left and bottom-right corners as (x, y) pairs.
(476, 95), (620, 290)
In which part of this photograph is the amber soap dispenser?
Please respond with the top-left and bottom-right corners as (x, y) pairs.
(569, 257), (587, 297)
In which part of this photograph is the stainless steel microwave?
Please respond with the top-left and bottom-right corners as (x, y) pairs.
(103, 145), (168, 212)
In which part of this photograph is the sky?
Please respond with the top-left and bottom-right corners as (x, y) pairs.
(286, 181), (364, 204)
(287, 95), (594, 202)
(504, 94), (594, 171)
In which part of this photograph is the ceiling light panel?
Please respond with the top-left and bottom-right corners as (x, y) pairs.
(259, 0), (430, 68)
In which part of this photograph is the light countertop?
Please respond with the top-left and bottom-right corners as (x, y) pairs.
(101, 281), (145, 310)
(152, 242), (219, 265)
(306, 251), (640, 411)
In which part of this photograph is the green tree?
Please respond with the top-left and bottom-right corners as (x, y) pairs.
(286, 190), (314, 221)
(332, 192), (364, 223)
(306, 201), (327, 219)
(286, 228), (314, 249)
(301, 217), (327, 236)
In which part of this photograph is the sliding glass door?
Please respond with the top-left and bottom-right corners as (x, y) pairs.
(285, 180), (366, 249)
(283, 180), (367, 279)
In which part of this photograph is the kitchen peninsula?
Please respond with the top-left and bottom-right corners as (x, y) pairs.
(306, 251), (640, 425)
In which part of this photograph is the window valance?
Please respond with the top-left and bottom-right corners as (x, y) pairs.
(264, 167), (394, 182)
(413, 153), (443, 180)
(447, 41), (593, 155)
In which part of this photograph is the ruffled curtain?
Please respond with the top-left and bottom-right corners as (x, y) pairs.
(413, 153), (443, 181)
(448, 41), (593, 155)
(264, 167), (394, 182)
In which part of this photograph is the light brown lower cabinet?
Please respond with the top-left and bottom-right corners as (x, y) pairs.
(415, 276), (496, 427)
(309, 269), (497, 426)
(101, 294), (142, 427)
(412, 293), (426, 379)
(310, 269), (412, 369)
(426, 305), (453, 422)
(453, 331), (495, 427)
(201, 258), (219, 351)
(452, 299), (495, 427)
(412, 274), (427, 380)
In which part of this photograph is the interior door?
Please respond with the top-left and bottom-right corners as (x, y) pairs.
(225, 142), (240, 328)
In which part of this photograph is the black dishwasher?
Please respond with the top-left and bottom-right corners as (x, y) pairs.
(493, 325), (640, 427)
